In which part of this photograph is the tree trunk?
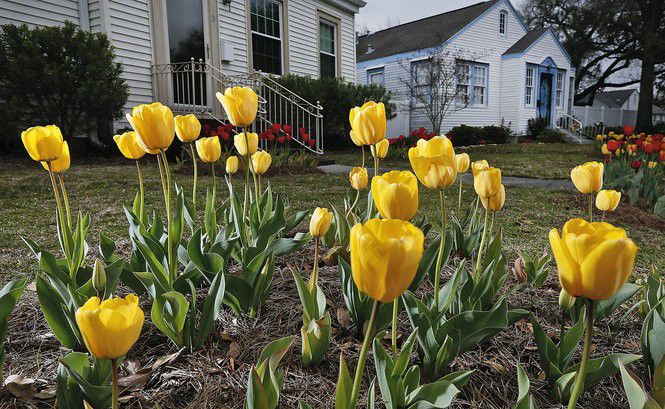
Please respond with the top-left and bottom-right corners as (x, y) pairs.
(636, 56), (655, 131)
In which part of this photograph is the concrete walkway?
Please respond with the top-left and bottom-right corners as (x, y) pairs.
(317, 164), (574, 190)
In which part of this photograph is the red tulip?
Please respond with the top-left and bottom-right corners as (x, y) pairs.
(224, 123), (233, 132)
(286, 134), (292, 141)
(277, 136), (285, 144)
(283, 125), (292, 134)
(651, 141), (662, 152)
(607, 140), (620, 152)
(636, 139), (644, 148)
(631, 160), (643, 170)
(653, 134), (663, 142)
(398, 135), (405, 141)
(659, 150), (665, 161)
(644, 143), (655, 154)
(308, 139), (315, 148)
(220, 132), (229, 141)
(623, 126), (635, 136)
(271, 123), (282, 133)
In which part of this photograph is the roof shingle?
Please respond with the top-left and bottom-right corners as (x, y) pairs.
(502, 27), (549, 55)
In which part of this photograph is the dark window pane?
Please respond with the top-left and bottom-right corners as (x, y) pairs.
(253, 34), (282, 75)
(320, 53), (335, 78)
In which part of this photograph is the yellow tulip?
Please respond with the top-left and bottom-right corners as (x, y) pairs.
(234, 132), (259, 156)
(113, 131), (146, 160)
(349, 101), (387, 146)
(371, 170), (419, 221)
(474, 167), (502, 198)
(350, 219), (424, 303)
(471, 159), (489, 176)
(226, 156), (239, 174)
(408, 135), (457, 189)
(174, 114), (201, 142)
(309, 207), (333, 238)
(481, 183), (505, 211)
(251, 151), (272, 175)
(41, 141), (70, 173)
(195, 136), (221, 163)
(595, 189), (621, 212)
(571, 162), (604, 194)
(125, 113), (159, 155)
(372, 139), (389, 159)
(349, 130), (363, 147)
(21, 125), (64, 162)
(75, 294), (145, 359)
(648, 161), (657, 169)
(349, 167), (369, 190)
(455, 153), (470, 173)
(549, 219), (637, 300)
(601, 144), (610, 155)
(130, 102), (175, 151)
(216, 86), (258, 127)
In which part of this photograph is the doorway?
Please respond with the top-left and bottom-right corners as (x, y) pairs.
(538, 73), (553, 126)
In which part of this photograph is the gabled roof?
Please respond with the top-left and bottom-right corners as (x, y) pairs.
(502, 28), (549, 55)
(578, 89), (638, 108)
(356, 0), (499, 63)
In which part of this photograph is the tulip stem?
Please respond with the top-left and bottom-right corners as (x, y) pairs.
(361, 145), (365, 168)
(309, 237), (319, 290)
(190, 143), (198, 213)
(349, 299), (379, 409)
(47, 164), (70, 263)
(489, 211), (495, 238)
(373, 150), (379, 178)
(601, 211), (606, 222)
(242, 127), (252, 244)
(159, 150), (174, 283)
(433, 189), (447, 311)
(567, 299), (595, 409)
(474, 205), (490, 282)
(111, 358), (119, 409)
(58, 174), (72, 229)
(588, 194), (593, 222)
(457, 178), (463, 213)
(346, 189), (360, 219)
(211, 162), (217, 204)
(391, 298), (398, 355)
(136, 160), (145, 223)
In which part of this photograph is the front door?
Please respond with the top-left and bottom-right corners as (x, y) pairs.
(538, 73), (553, 126)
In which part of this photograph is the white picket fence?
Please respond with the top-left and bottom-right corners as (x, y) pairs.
(572, 106), (637, 128)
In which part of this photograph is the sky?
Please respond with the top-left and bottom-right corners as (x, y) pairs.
(356, 0), (526, 33)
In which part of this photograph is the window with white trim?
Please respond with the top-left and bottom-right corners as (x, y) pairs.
(472, 65), (487, 105)
(367, 67), (384, 86)
(456, 63), (470, 106)
(411, 59), (433, 103)
(250, 0), (282, 75)
(456, 61), (488, 107)
(525, 66), (535, 106)
(555, 71), (564, 107)
(499, 11), (507, 35)
(319, 19), (337, 78)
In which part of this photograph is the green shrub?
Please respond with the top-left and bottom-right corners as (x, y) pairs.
(537, 129), (567, 143)
(527, 117), (548, 138)
(447, 125), (484, 146)
(271, 75), (395, 149)
(0, 22), (128, 151)
(482, 125), (511, 144)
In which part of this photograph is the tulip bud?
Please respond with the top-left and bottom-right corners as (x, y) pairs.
(92, 258), (107, 294)
(372, 139), (389, 159)
(301, 313), (331, 367)
(513, 257), (527, 284)
(558, 288), (575, 310)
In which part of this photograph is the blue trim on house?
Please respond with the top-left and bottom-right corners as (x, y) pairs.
(501, 28), (573, 66)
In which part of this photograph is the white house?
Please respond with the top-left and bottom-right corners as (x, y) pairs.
(0, 0), (366, 152)
(355, 0), (576, 137)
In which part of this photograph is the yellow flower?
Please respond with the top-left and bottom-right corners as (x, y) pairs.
(601, 144), (610, 155)
(251, 151), (272, 175)
(216, 86), (258, 127)
(195, 136), (221, 163)
(226, 156), (239, 174)
(75, 294), (145, 359)
(481, 183), (505, 211)
(371, 170), (419, 221)
(349, 167), (368, 190)
(595, 189), (621, 211)
(648, 161), (657, 169)
(309, 207), (333, 238)
(349, 101), (387, 145)
(174, 114), (201, 142)
(21, 125), (64, 162)
(372, 139), (389, 159)
(571, 162), (604, 194)
(408, 135), (457, 189)
(41, 141), (70, 173)
(474, 167), (502, 198)
(455, 153), (470, 173)
(130, 102), (175, 151)
(234, 132), (258, 156)
(471, 159), (490, 176)
(113, 131), (146, 160)
(349, 130), (363, 147)
(549, 219), (637, 300)
(350, 219), (424, 303)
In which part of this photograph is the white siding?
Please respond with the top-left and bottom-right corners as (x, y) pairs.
(218, 0), (250, 78)
(0, 0), (80, 27)
(499, 57), (522, 132)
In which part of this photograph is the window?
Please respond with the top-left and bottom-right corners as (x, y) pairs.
(319, 20), (337, 78)
(525, 66), (535, 106)
(456, 61), (488, 107)
(456, 63), (470, 106)
(499, 11), (507, 35)
(472, 65), (487, 105)
(367, 67), (384, 86)
(411, 59), (433, 103)
(555, 71), (564, 107)
(250, 0), (282, 75)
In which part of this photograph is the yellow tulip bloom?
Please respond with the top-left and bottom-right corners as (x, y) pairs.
(372, 139), (389, 159)
(174, 114), (201, 142)
(595, 189), (621, 212)
(350, 219), (424, 303)
(549, 219), (637, 300)
(125, 113), (159, 155)
(251, 151), (272, 175)
(113, 131), (146, 160)
(481, 183), (505, 211)
(349, 101), (387, 146)
(21, 125), (64, 163)
(455, 153), (470, 173)
(471, 159), (489, 176)
(371, 170), (419, 221)
(474, 167), (502, 198)
(309, 207), (333, 238)
(130, 102), (175, 151)
(349, 130), (363, 147)
(349, 167), (369, 190)
(195, 136), (222, 163)
(408, 135), (457, 189)
(216, 86), (258, 127)
(75, 294), (145, 359)
(226, 156), (239, 174)
(234, 132), (258, 156)
(648, 161), (657, 169)
(571, 162), (604, 194)
(41, 141), (70, 173)
(601, 144), (610, 155)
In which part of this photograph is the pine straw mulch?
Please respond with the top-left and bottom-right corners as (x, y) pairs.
(0, 242), (646, 409)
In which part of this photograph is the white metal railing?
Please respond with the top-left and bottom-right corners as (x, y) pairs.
(554, 109), (601, 143)
(151, 58), (324, 154)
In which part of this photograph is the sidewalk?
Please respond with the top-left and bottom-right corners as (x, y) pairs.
(316, 164), (574, 190)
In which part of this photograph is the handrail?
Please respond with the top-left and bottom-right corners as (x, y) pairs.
(251, 71), (323, 110)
